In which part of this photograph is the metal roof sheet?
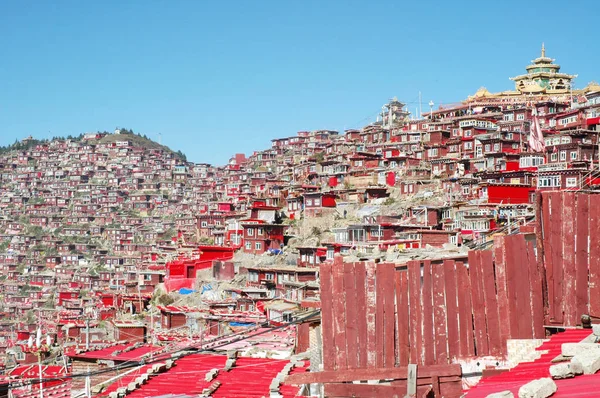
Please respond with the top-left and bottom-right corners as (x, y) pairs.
(466, 329), (600, 397)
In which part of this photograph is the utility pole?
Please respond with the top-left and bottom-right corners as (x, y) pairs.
(85, 319), (90, 351)
(85, 365), (91, 398)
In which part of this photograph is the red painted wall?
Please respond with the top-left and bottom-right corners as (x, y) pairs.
(386, 172), (396, 186)
(167, 246), (235, 278)
(212, 260), (236, 280)
(487, 185), (532, 204)
(505, 161), (520, 171)
(322, 195), (337, 208)
(420, 232), (452, 247)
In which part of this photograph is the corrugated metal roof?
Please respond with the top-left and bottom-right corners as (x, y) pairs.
(67, 343), (163, 362)
(99, 353), (306, 398)
(467, 329), (600, 397)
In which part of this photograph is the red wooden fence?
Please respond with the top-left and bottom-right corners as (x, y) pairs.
(540, 191), (600, 326)
(320, 233), (543, 376)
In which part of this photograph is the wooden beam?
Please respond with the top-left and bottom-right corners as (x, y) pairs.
(324, 384), (433, 398)
(284, 364), (462, 385)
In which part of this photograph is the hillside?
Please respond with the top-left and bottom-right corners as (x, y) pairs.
(1, 130), (187, 161)
(98, 131), (187, 161)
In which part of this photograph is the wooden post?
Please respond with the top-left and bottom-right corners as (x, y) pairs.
(534, 191), (548, 314)
(407, 363), (417, 397)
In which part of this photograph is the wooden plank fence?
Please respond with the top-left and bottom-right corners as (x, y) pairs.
(291, 233), (544, 396)
(540, 191), (600, 326)
(319, 233), (543, 373)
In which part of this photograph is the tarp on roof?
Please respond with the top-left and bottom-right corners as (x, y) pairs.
(229, 322), (255, 327)
(265, 301), (298, 312)
(355, 205), (380, 218)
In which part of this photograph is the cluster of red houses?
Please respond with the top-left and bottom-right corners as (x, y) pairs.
(0, 48), (599, 394)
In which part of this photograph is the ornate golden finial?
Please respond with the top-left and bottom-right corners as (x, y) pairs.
(541, 42), (545, 58)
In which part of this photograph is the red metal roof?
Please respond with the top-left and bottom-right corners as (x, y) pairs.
(67, 343), (163, 362)
(99, 353), (306, 398)
(466, 329), (600, 397)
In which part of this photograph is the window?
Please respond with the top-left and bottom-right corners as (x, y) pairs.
(559, 116), (578, 125)
(484, 144), (490, 152)
(326, 248), (334, 260)
(201, 221), (207, 227)
(566, 177), (578, 188)
(551, 153), (558, 161)
(493, 143), (500, 152)
(255, 242), (262, 251)
(306, 199), (313, 206)
(257, 228), (264, 236)
(503, 114), (514, 121)
(282, 313), (293, 322)
(314, 198), (321, 206)
(517, 113), (525, 120)
(537, 176), (561, 188)
(245, 241), (252, 250)
(371, 227), (383, 237)
(464, 130), (472, 137)
(560, 151), (567, 161)
(265, 273), (274, 280)
(247, 228), (254, 236)
(570, 151), (578, 160)
(248, 271), (258, 282)
(464, 142), (473, 150)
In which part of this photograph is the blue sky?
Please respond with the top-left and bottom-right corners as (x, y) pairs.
(0, 0), (597, 165)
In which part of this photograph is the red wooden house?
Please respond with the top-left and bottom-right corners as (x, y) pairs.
(241, 220), (287, 255)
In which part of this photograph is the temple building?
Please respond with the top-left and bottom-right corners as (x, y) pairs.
(463, 44), (600, 106)
(380, 97), (410, 128)
(509, 43), (576, 94)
